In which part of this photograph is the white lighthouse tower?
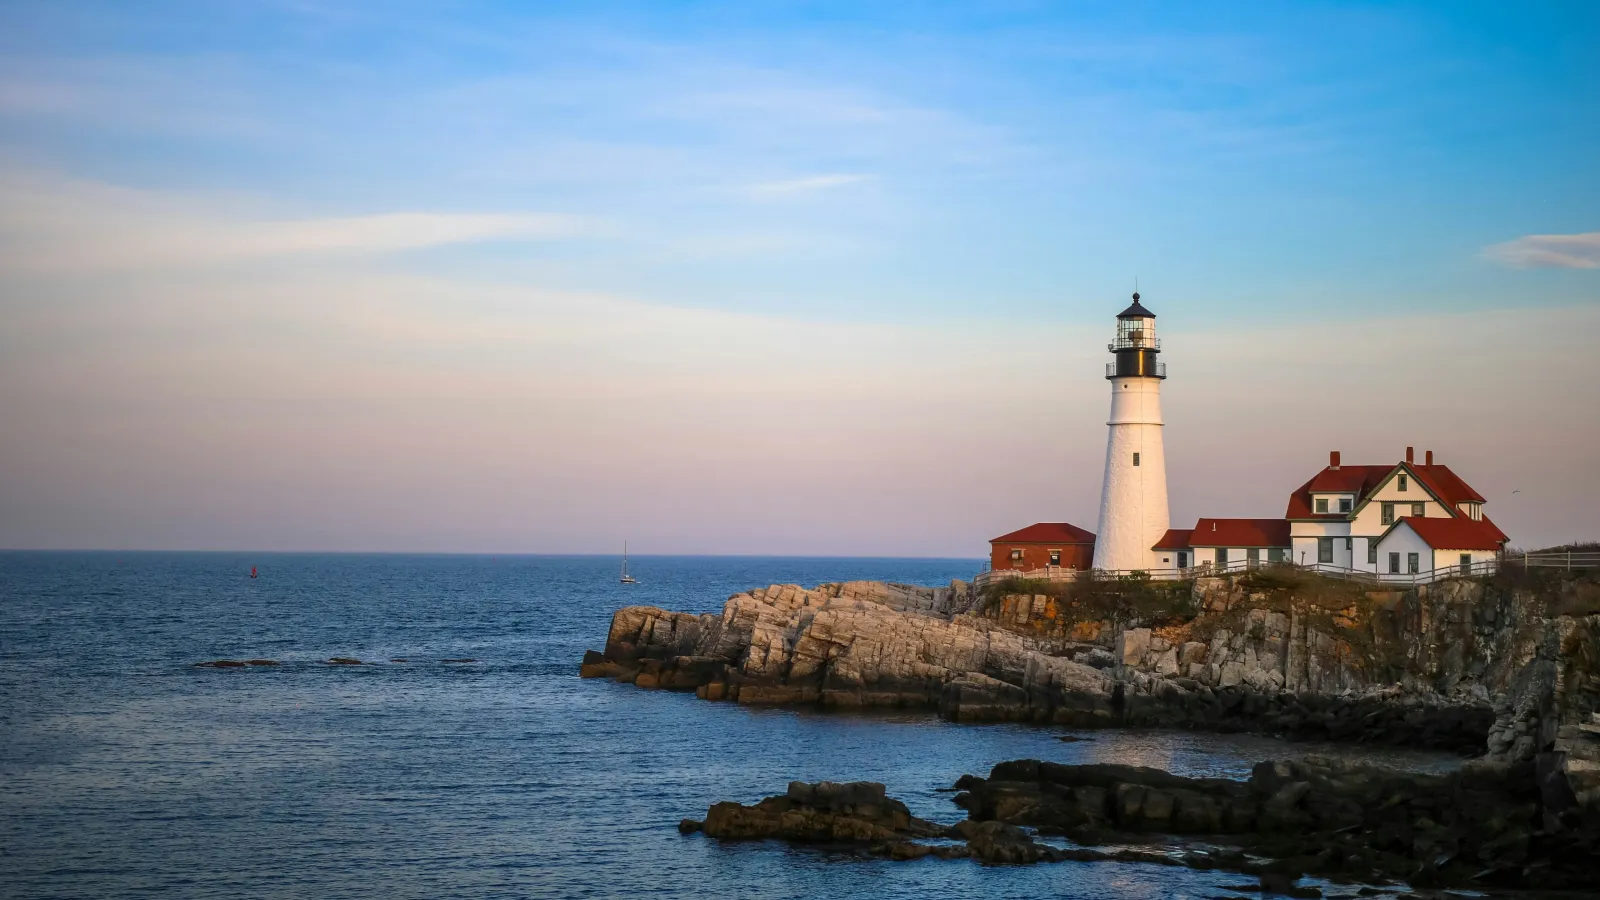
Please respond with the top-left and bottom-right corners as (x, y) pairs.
(1091, 293), (1170, 572)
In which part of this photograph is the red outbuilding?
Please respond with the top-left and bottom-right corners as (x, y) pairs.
(988, 522), (1096, 572)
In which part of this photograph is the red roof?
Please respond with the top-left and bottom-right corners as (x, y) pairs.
(1398, 515), (1509, 551)
(1285, 465), (1392, 518)
(1285, 459), (1487, 520)
(1187, 518), (1291, 548)
(990, 522), (1095, 544)
(1152, 528), (1194, 549)
(1412, 464), (1486, 505)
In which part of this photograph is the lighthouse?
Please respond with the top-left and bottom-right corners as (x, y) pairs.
(1091, 293), (1170, 572)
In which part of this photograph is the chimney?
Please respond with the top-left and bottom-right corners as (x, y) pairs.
(1425, 449), (1433, 466)
(1329, 450), (1341, 470)
(1406, 446), (1414, 464)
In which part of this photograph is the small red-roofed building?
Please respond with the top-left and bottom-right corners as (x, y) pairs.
(989, 522), (1096, 572)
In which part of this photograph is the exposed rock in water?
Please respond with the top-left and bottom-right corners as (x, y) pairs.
(441, 658), (478, 664)
(953, 755), (1600, 889)
(245, 659), (279, 666)
(680, 781), (948, 847)
(326, 657), (362, 665)
(686, 757), (1600, 890)
(681, 779), (1211, 866)
(193, 659), (247, 668)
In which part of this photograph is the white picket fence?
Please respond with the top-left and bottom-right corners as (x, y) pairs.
(972, 551), (1597, 590)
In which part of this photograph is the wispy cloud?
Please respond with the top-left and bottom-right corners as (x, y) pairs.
(0, 174), (593, 272)
(1483, 232), (1600, 269)
(741, 173), (872, 199)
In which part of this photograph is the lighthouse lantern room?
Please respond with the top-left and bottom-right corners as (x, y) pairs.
(1091, 292), (1172, 572)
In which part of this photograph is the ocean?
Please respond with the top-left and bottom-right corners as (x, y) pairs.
(0, 552), (1463, 899)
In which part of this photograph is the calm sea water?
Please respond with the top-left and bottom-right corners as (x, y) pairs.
(0, 553), (1461, 900)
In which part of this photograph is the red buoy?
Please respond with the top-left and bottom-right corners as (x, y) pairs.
(250, 566), (258, 579)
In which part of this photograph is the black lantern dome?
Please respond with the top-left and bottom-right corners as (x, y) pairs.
(1117, 291), (1156, 319)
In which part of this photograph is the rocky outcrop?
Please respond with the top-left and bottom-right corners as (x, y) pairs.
(582, 570), (1598, 765)
(679, 781), (949, 849)
(952, 755), (1600, 890)
(686, 758), (1599, 890)
(679, 779), (1247, 868)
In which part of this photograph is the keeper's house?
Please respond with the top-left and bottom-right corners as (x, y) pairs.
(1284, 447), (1507, 576)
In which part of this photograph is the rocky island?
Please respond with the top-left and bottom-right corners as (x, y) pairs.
(581, 567), (1600, 891)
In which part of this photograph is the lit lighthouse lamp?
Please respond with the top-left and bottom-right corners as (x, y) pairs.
(1091, 292), (1171, 573)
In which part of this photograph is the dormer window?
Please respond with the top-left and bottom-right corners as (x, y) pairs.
(1339, 498), (1352, 513)
(1315, 498), (1329, 514)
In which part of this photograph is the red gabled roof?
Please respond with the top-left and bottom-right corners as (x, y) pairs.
(1285, 465), (1392, 518)
(1412, 464), (1486, 506)
(1152, 528), (1194, 550)
(1188, 518), (1291, 548)
(1399, 515), (1508, 551)
(990, 522), (1095, 544)
(1285, 458), (1488, 520)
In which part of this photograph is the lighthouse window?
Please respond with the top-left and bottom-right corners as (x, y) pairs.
(1132, 452), (1140, 467)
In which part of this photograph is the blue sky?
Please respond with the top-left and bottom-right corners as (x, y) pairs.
(1, 1), (1596, 552)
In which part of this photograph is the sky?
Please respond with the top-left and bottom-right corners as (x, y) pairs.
(0, 0), (1596, 555)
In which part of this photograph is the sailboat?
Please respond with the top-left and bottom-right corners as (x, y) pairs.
(619, 541), (638, 584)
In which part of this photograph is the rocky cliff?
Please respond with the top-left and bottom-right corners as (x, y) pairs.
(581, 569), (1600, 805)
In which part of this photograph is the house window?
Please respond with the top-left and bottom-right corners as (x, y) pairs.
(1460, 553), (1472, 574)
(1177, 551), (1189, 569)
(1398, 474), (1408, 492)
(1411, 502), (1425, 517)
(1048, 550), (1061, 566)
(1247, 548), (1260, 566)
(1315, 498), (1329, 514)
(1317, 538), (1333, 564)
(1367, 540), (1378, 564)
(1010, 549), (1023, 563)
(1381, 502), (1395, 525)
(1132, 452), (1140, 467)
(1268, 548), (1285, 563)
(1216, 548), (1229, 565)
(1339, 498), (1352, 513)
(1407, 553), (1420, 574)
(1388, 552), (1400, 574)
